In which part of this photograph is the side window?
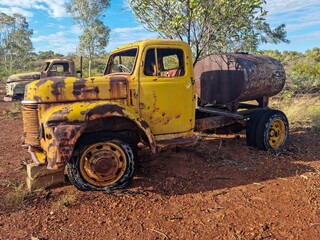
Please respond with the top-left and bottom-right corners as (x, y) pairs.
(144, 48), (156, 76)
(157, 48), (185, 77)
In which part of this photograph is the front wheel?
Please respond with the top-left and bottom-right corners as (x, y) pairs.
(255, 110), (289, 151)
(66, 137), (136, 191)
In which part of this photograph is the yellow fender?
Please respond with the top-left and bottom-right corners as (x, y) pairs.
(41, 101), (156, 169)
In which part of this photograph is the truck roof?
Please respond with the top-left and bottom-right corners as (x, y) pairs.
(44, 58), (74, 63)
(111, 39), (189, 53)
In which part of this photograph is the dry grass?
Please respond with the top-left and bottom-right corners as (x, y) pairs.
(4, 183), (32, 206)
(52, 191), (78, 210)
(2, 102), (21, 119)
(271, 94), (320, 131)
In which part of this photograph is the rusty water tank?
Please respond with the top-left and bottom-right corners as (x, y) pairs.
(194, 54), (286, 106)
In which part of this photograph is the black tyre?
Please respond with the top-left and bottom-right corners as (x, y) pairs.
(66, 135), (136, 191)
(246, 109), (266, 147)
(255, 110), (289, 151)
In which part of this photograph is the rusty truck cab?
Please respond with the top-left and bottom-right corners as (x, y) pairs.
(40, 59), (76, 78)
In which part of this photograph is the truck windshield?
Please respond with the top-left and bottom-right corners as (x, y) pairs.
(104, 48), (137, 75)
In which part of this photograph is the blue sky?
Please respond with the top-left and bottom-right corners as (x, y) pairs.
(0, 0), (319, 55)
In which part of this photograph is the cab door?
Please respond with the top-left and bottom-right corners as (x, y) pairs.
(138, 45), (195, 137)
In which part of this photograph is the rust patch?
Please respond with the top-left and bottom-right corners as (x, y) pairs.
(47, 124), (85, 169)
(33, 95), (42, 102)
(86, 105), (125, 119)
(195, 116), (238, 131)
(35, 79), (50, 87)
(47, 117), (69, 126)
(110, 76), (128, 83)
(194, 54), (286, 108)
(157, 136), (197, 153)
(54, 126), (77, 140)
(51, 77), (66, 96)
(175, 114), (181, 119)
(46, 107), (73, 126)
(72, 78), (86, 96)
(109, 76), (128, 99)
(81, 86), (100, 94)
(80, 109), (90, 116)
(140, 120), (149, 129)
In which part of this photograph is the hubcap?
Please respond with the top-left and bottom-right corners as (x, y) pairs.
(79, 142), (127, 187)
(268, 118), (286, 149)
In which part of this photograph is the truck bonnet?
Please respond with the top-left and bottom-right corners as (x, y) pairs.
(6, 72), (41, 83)
(23, 75), (128, 103)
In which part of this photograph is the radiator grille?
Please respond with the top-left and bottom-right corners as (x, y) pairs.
(5, 83), (10, 95)
(22, 104), (40, 146)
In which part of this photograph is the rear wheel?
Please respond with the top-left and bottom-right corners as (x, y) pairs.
(67, 135), (136, 191)
(255, 110), (289, 151)
(246, 109), (266, 147)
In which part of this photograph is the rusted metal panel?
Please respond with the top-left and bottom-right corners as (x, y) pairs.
(39, 102), (157, 169)
(195, 116), (239, 132)
(194, 54), (286, 106)
(25, 75), (129, 103)
(156, 136), (198, 152)
(46, 124), (85, 169)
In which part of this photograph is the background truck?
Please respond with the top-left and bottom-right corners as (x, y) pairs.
(4, 58), (80, 101)
(21, 39), (289, 191)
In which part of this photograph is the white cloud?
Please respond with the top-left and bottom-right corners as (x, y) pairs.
(31, 25), (157, 54)
(290, 30), (320, 43)
(44, 0), (68, 18)
(0, 7), (34, 18)
(262, 0), (320, 51)
(107, 26), (157, 51)
(265, 0), (320, 32)
(0, 0), (69, 18)
(31, 27), (80, 54)
(265, 0), (319, 14)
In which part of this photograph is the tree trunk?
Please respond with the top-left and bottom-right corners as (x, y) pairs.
(4, 54), (8, 71)
(9, 52), (13, 74)
(88, 57), (91, 77)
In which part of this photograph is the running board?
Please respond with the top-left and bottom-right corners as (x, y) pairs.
(156, 136), (198, 152)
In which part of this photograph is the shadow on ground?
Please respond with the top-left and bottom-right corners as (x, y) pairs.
(130, 130), (319, 196)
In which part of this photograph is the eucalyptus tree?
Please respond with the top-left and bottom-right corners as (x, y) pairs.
(0, 12), (33, 75)
(66, 0), (110, 77)
(126, 0), (289, 65)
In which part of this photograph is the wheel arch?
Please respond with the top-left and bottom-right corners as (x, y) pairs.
(76, 115), (155, 151)
(81, 104), (156, 152)
(42, 102), (156, 169)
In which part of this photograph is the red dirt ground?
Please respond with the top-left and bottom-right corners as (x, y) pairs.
(0, 82), (319, 239)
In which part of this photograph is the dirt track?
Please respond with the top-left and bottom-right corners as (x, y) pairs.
(0, 82), (319, 239)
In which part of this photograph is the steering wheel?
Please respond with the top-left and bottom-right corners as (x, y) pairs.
(117, 64), (130, 73)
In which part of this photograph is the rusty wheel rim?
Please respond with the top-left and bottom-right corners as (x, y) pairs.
(268, 118), (286, 149)
(79, 142), (127, 187)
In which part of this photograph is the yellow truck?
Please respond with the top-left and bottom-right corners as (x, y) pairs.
(21, 39), (288, 191)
